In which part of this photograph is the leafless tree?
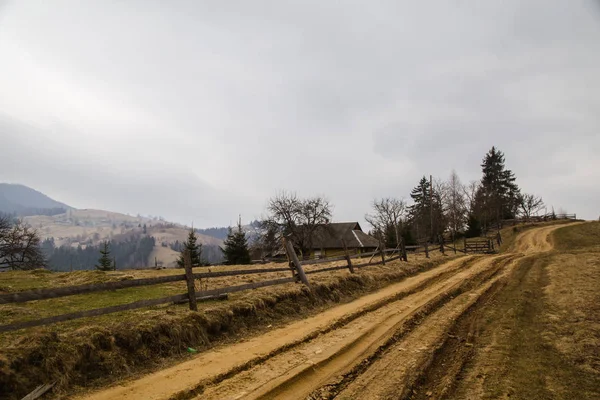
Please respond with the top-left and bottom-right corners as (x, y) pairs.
(0, 216), (46, 270)
(463, 180), (481, 213)
(254, 218), (281, 259)
(365, 197), (406, 247)
(519, 194), (545, 220)
(267, 191), (333, 258)
(443, 170), (467, 241)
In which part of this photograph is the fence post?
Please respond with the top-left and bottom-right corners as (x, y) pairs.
(400, 237), (408, 262)
(183, 250), (198, 312)
(284, 239), (311, 288)
(439, 235), (445, 255)
(378, 236), (386, 265)
(342, 238), (354, 273)
(424, 241), (429, 258)
(368, 245), (379, 264)
(464, 238), (467, 254)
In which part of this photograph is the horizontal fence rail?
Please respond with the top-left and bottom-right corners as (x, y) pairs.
(0, 277), (297, 333)
(0, 267), (292, 305)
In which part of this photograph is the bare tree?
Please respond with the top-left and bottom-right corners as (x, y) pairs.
(254, 218), (281, 259)
(267, 191), (333, 258)
(463, 180), (481, 213)
(0, 216), (46, 270)
(443, 170), (467, 241)
(365, 197), (406, 247)
(519, 194), (545, 220)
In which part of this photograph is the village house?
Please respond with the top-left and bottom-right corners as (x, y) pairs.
(306, 222), (379, 259)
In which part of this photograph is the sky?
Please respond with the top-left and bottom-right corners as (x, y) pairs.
(1, 0), (599, 227)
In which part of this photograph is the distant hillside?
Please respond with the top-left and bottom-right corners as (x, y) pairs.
(26, 209), (225, 268)
(0, 183), (71, 216)
(0, 183), (228, 267)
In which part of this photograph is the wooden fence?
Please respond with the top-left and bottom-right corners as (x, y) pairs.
(501, 213), (577, 226)
(0, 243), (417, 333)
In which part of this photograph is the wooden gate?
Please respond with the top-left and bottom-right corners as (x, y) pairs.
(464, 238), (494, 253)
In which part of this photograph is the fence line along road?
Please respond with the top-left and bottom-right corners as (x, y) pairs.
(0, 277), (297, 333)
(0, 240), (448, 333)
(0, 267), (292, 305)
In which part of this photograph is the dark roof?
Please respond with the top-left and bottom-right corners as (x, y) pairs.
(310, 222), (379, 249)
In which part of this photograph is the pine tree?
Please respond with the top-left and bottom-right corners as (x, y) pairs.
(221, 218), (251, 265)
(95, 241), (113, 271)
(177, 228), (202, 268)
(476, 147), (520, 228)
(407, 176), (444, 241)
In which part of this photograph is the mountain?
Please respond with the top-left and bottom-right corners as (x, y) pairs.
(0, 183), (71, 216)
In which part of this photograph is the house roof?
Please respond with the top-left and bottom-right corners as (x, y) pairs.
(310, 222), (379, 249)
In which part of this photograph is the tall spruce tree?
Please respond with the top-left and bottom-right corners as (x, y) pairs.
(177, 227), (202, 268)
(95, 241), (113, 271)
(221, 218), (251, 265)
(408, 176), (445, 241)
(474, 147), (520, 229)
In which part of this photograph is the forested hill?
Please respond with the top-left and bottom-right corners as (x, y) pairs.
(0, 183), (71, 216)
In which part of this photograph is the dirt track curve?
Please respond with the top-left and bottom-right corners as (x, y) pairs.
(78, 224), (569, 400)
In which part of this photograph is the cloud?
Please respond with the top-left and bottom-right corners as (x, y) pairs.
(0, 0), (599, 225)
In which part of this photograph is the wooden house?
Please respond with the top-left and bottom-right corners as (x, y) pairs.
(308, 222), (379, 258)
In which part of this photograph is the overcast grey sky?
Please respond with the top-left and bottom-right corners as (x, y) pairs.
(1, 0), (599, 227)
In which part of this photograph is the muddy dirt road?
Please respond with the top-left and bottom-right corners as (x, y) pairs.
(79, 222), (597, 400)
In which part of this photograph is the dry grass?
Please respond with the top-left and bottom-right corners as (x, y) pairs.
(545, 221), (600, 376)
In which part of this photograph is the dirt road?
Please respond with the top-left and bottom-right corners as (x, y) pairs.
(78, 223), (584, 400)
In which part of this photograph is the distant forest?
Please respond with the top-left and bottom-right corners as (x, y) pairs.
(42, 235), (155, 272)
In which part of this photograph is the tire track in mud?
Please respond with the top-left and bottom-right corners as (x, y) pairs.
(195, 255), (514, 400)
(402, 257), (529, 400)
(307, 255), (521, 400)
(398, 223), (574, 400)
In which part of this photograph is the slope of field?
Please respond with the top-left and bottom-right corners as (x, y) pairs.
(67, 222), (591, 400)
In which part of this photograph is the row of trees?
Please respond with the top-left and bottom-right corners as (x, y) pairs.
(366, 147), (546, 247)
(174, 217), (252, 268)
